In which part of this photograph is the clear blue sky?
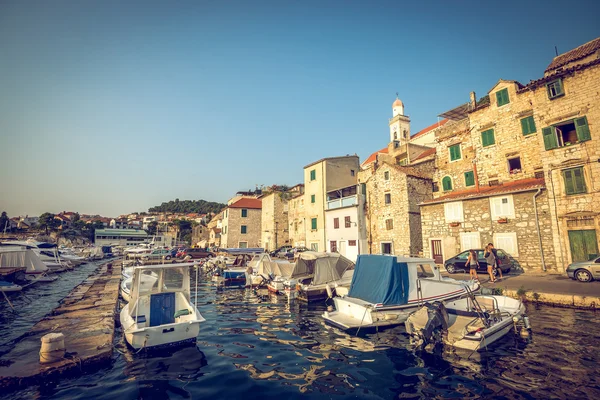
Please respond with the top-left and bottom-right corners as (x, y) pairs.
(1, 0), (599, 217)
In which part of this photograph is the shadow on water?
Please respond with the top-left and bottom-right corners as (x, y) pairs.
(3, 270), (600, 399)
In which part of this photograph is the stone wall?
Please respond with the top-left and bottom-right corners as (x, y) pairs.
(287, 194), (306, 247)
(222, 207), (261, 248)
(260, 192), (290, 252)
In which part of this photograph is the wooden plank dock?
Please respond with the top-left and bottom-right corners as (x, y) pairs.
(0, 261), (122, 391)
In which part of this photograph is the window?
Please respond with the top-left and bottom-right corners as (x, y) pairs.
(563, 167), (587, 195)
(294, 222), (298, 232)
(385, 193), (391, 204)
(241, 225), (247, 234)
(481, 129), (495, 147)
(508, 157), (522, 174)
(432, 182), (439, 192)
(384, 171), (390, 180)
(224, 226), (227, 234)
(381, 242), (392, 254)
(543, 117), (591, 150)
(350, 169), (355, 177)
(521, 116), (537, 135)
(460, 232), (481, 251)
(345, 216), (351, 228)
(225, 210), (228, 218)
(241, 209), (248, 218)
(333, 217), (339, 229)
(547, 79), (564, 99)
(416, 264), (435, 278)
(464, 171), (475, 187)
(444, 201), (464, 223)
(310, 169), (316, 181)
(398, 158), (408, 166)
(385, 219), (394, 230)
(496, 88), (510, 106)
(311, 194), (315, 204)
(239, 241), (248, 249)
(442, 176), (453, 191)
(494, 232), (519, 257)
(490, 195), (515, 219)
(349, 240), (357, 246)
(360, 183), (366, 195)
(449, 144), (461, 161)
(330, 241), (337, 252)
(311, 218), (317, 230)
(310, 242), (319, 251)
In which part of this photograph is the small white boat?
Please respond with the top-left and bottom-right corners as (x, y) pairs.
(293, 252), (355, 302)
(0, 280), (22, 292)
(405, 295), (527, 351)
(322, 255), (480, 331)
(120, 262), (205, 349)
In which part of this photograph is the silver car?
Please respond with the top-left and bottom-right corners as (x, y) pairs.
(566, 256), (600, 282)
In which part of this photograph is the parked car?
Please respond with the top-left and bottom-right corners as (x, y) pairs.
(444, 249), (512, 275)
(566, 256), (600, 282)
(282, 246), (309, 260)
(141, 249), (172, 261)
(177, 248), (215, 259)
(270, 245), (293, 258)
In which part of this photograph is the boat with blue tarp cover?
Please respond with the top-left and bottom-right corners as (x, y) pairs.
(322, 255), (479, 331)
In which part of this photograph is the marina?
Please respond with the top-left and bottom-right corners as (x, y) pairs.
(0, 258), (599, 399)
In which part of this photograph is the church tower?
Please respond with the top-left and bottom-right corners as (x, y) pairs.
(389, 97), (411, 147)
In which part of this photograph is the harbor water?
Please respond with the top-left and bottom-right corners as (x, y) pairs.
(1, 264), (599, 400)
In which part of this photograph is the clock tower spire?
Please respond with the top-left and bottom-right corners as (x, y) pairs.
(389, 95), (411, 146)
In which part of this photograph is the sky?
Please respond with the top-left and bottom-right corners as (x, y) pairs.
(1, 0), (599, 217)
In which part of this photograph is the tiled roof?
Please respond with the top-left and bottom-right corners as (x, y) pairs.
(412, 147), (436, 162)
(304, 155), (359, 169)
(520, 57), (600, 92)
(421, 177), (545, 205)
(411, 119), (449, 140)
(229, 198), (262, 209)
(361, 147), (388, 168)
(545, 37), (600, 73)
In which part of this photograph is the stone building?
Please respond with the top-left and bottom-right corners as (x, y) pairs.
(358, 98), (438, 257)
(220, 198), (262, 249)
(287, 191), (306, 247)
(260, 190), (291, 252)
(303, 155), (360, 252)
(420, 36), (600, 271)
(191, 224), (209, 248)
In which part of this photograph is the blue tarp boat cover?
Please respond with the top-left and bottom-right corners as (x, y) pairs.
(348, 255), (409, 305)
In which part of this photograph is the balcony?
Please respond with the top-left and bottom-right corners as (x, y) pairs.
(327, 195), (358, 210)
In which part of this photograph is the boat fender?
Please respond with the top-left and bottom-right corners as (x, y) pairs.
(523, 315), (531, 330)
(325, 284), (333, 299)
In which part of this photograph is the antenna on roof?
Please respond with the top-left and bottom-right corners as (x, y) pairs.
(555, 45), (558, 57)
(395, 91), (399, 98)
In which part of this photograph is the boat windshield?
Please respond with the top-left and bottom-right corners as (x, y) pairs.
(163, 267), (185, 290)
(416, 263), (435, 278)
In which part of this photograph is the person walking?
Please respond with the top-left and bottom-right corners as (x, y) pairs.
(467, 249), (479, 281)
(484, 244), (497, 283)
(488, 243), (503, 280)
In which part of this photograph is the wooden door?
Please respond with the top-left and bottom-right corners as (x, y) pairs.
(431, 240), (443, 264)
(568, 230), (599, 262)
(150, 292), (176, 327)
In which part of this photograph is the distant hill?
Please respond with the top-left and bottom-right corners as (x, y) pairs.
(148, 199), (226, 214)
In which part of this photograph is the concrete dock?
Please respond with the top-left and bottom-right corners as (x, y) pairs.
(0, 261), (121, 391)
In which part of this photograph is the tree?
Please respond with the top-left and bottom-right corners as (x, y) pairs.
(146, 221), (158, 236)
(72, 220), (87, 230)
(0, 211), (9, 233)
(73, 213), (80, 222)
(38, 212), (60, 234)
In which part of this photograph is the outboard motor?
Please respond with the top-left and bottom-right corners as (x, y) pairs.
(405, 302), (449, 347)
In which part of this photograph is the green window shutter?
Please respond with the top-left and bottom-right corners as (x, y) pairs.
(464, 171), (475, 187)
(542, 127), (558, 150)
(563, 169), (575, 194)
(573, 167), (586, 194)
(310, 169), (316, 180)
(311, 218), (317, 230)
(521, 116), (537, 135)
(241, 209), (247, 217)
(311, 194), (315, 203)
(575, 116), (591, 142)
(442, 176), (452, 191)
(241, 225), (247, 234)
(496, 88), (509, 106)
(481, 129), (495, 147)
(449, 144), (461, 161)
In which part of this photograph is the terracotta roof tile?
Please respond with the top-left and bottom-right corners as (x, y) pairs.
(545, 37), (600, 73)
(411, 119), (449, 140)
(384, 161), (432, 180)
(413, 147), (436, 161)
(422, 177), (545, 205)
(229, 198), (262, 209)
(361, 147), (388, 168)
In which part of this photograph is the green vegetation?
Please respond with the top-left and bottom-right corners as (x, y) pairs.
(148, 199), (226, 214)
(516, 286), (528, 299)
(38, 213), (61, 234)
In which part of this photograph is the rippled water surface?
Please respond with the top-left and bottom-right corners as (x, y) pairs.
(2, 265), (599, 399)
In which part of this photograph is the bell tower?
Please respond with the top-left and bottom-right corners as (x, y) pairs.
(389, 96), (411, 147)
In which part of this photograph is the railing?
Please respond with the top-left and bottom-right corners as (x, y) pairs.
(327, 195), (357, 210)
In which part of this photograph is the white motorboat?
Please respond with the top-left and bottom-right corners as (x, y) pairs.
(120, 262), (205, 349)
(291, 252), (355, 302)
(322, 255), (480, 331)
(0, 280), (22, 292)
(0, 246), (57, 282)
(405, 295), (527, 351)
(120, 271), (159, 303)
(1, 240), (73, 272)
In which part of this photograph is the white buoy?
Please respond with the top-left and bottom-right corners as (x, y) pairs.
(40, 332), (66, 364)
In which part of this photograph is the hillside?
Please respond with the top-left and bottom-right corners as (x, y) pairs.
(148, 199), (226, 214)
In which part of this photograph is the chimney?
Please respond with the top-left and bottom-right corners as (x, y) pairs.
(469, 91), (477, 109)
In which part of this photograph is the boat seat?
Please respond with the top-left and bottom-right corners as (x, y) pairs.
(174, 309), (190, 319)
(135, 315), (146, 323)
